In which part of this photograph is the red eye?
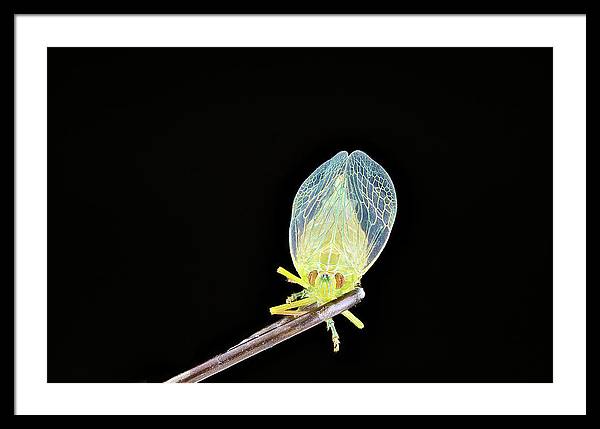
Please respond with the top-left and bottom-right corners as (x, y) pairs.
(308, 270), (318, 286)
(335, 273), (345, 289)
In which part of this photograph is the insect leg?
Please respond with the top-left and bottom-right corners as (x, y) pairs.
(341, 310), (364, 329)
(325, 318), (340, 353)
(273, 310), (308, 316)
(285, 290), (309, 304)
(269, 296), (317, 315)
(276, 267), (309, 289)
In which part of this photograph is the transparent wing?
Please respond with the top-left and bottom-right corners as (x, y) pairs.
(289, 150), (397, 283)
(344, 150), (397, 275)
(289, 151), (349, 277)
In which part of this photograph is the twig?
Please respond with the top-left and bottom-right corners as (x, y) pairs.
(164, 287), (366, 383)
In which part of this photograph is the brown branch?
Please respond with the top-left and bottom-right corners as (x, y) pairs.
(164, 287), (366, 383)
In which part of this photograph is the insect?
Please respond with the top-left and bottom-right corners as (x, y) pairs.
(270, 150), (397, 352)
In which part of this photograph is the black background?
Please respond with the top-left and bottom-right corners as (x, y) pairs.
(48, 48), (552, 382)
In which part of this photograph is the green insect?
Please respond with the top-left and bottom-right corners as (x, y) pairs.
(270, 150), (397, 352)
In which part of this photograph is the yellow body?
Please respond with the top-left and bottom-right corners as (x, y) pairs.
(270, 150), (397, 351)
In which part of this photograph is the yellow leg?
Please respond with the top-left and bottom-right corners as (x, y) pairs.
(342, 310), (364, 329)
(277, 266), (309, 289)
(270, 296), (317, 315)
(286, 290), (308, 304)
(272, 310), (308, 316)
(326, 319), (340, 352)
